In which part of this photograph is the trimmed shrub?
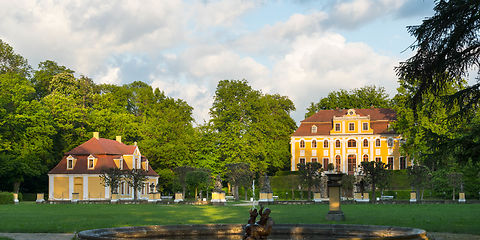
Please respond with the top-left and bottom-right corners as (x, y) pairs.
(22, 193), (37, 201)
(0, 192), (13, 204)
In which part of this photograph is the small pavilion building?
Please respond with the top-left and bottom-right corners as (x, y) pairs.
(48, 132), (158, 201)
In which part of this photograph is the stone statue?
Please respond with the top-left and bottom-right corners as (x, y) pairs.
(214, 174), (223, 192)
(261, 174), (272, 193)
(243, 206), (274, 240)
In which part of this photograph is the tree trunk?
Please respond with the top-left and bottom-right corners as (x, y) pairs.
(452, 187), (455, 201)
(291, 188), (295, 200)
(182, 185), (186, 198)
(195, 187), (198, 201)
(134, 187), (138, 201)
(308, 186), (311, 200)
(13, 182), (20, 193)
(244, 186), (248, 201)
(371, 182), (376, 203)
(234, 185), (239, 201)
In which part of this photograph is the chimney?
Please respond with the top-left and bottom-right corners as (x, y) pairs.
(93, 132), (99, 140)
(116, 136), (122, 143)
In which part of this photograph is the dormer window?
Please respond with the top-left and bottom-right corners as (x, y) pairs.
(67, 155), (75, 170)
(146, 160), (149, 171)
(311, 125), (317, 133)
(88, 155), (95, 169)
(119, 158), (124, 170)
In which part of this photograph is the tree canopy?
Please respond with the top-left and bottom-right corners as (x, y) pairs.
(305, 86), (391, 118)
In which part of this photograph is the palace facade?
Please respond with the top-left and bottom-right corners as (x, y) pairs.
(48, 132), (159, 201)
(291, 108), (409, 174)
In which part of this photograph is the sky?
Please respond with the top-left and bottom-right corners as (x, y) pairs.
(0, 0), (437, 124)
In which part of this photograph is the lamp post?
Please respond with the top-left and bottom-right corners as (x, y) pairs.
(325, 173), (345, 221)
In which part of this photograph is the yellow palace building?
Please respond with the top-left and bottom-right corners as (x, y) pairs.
(291, 108), (409, 174)
(48, 132), (159, 201)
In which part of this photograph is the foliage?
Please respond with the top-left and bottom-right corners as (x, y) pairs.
(99, 168), (124, 196)
(271, 174), (301, 200)
(447, 171), (463, 200)
(124, 169), (147, 201)
(396, 0), (480, 112)
(407, 165), (431, 200)
(341, 174), (355, 198)
(296, 162), (322, 200)
(305, 86), (391, 118)
(225, 163), (253, 200)
(206, 80), (296, 174)
(360, 161), (390, 203)
(186, 169), (211, 200)
(174, 166), (195, 196)
(0, 39), (31, 77)
(155, 169), (175, 194)
(0, 192), (13, 204)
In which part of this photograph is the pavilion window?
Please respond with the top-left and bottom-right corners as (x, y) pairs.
(300, 140), (305, 148)
(375, 139), (381, 147)
(363, 139), (368, 147)
(336, 140), (341, 148)
(347, 139), (356, 148)
(324, 140), (329, 148)
(312, 140), (317, 148)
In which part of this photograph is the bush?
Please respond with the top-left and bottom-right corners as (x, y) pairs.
(22, 193), (37, 201)
(0, 192), (13, 204)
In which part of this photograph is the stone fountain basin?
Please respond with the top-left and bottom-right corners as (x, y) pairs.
(77, 224), (427, 239)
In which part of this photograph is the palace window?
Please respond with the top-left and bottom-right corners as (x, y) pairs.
(335, 123), (341, 131)
(388, 157), (394, 170)
(300, 140), (305, 148)
(363, 122), (369, 131)
(323, 140), (329, 148)
(311, 125), (317, 133)
(375, 157), (381, 162)
(349, 123), (355, 131)
(312, 140), (317, 148)
(363, 154), (368, 162)
(311, 157), (317, 163)
(400, 157), (406, 170)
(347, 155), (356, 174)
(323, 158), (329, 170)
(363, 139), (368, 147)
(335, 155), (341, 172)
(299, 158), (306, 165)
(387, 138), (394, 147)
(336, 140), (341, 148)
(347, 139), (356, 148)
(375, 139), (381, 147)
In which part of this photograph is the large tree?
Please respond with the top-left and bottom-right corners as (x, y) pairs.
(207, 80), (296, 174)
(396, 0), (480, 113)
(305, 86), (391, 118)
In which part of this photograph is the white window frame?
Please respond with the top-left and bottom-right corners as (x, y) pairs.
(311, 125), (317, 133)
(299, 158), (306, 165)
(349, 122), (355, 131)
(87, 155), (95, 169)
(387, 138), (394, 148)
(312, 140), (317, 148)
(363, 122), (369, 131)
(335, 123), (341, 131)
(375, 139), (381, 147)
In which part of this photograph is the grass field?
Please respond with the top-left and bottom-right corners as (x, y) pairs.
(0, 202), (479, 235)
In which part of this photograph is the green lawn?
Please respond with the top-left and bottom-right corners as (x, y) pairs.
(0, 202), (479, 235)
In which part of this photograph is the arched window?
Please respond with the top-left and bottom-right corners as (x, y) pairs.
(336, 140), (341, 148)
(363, 154), (368, 162)
(335, 155), (341, 172)
(311, 125), (317, 133)
(300, 140), (305, 148)
(363, 139), (368, 147)
(323, 140), (329, 148)
(348, 139), (356, 148)
(387, 138), (394, 147)
(375, 139), (381, 147)
(312, 140), (317, 148)
(323, 158), (329, 170)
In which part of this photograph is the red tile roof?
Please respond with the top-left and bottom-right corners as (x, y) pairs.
(293, 108), (397, 136)
(49, 137), (158, 176)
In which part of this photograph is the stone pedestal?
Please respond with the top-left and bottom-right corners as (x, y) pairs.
(326, 173), (345, 221)
(148, 193), (161, 203)
(36, 193), (45, 203)
(459, 192), (466, 203)
(259, 192), (274, 203)
(110, 193), (119, 203)
(313, 192), (322, 203)
(71, 193), (79, 203)
(211, 192), (226, 205)
(354, 192), (369, 202)
(13, 193), (19, 204)
(174, 192), (183, 203)
(410, 192), (417, 203)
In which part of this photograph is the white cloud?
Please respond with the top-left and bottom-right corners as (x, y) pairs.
(96, 67), (121, 85)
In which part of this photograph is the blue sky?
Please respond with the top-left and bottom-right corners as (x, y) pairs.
(0, 0), (436, 124)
